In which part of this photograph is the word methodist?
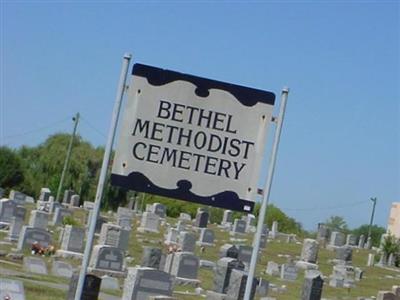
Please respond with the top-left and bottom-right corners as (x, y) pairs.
(111, 64), (276, 212)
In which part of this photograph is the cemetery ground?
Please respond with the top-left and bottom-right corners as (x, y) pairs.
(1, 203), (399, 299)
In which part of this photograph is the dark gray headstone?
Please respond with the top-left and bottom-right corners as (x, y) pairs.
(226, 269), (257, 300)
(67, 273), (101, 300)
(61, 225), (85, 253)
(0, 199), (17, 223)
(214, 257), (245, 293)
(89, 245), (124, 272)
(141, 247), (162, 269)
(152, 203), (166, 218)
(170, 252), (199, 279)
(301, 270), (324, 300)
(178, 231), (196, 253)
(232, 219), (246, 234)
(238, 245), (253, 266)
(63, 189), (75, 204)
(220, 244), (239, 259)
(194, 211), (209, 228)
(335, 246), (353, 263)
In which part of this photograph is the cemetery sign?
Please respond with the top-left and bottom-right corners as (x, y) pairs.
(111, 64), (275, 212)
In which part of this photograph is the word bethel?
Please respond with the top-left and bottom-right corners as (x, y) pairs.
(131, 100), (254, 180)
(111, 63), (275, 212)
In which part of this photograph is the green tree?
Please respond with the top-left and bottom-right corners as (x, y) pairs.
(325, 215), (349, 233)
(351, 224), (386, 247)
(0, 146), (24, 192)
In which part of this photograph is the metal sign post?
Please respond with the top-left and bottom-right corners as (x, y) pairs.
(74, 53), (132, 300)
(243, 87), (289, 300)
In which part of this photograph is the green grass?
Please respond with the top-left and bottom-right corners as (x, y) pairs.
(2, 204), (400, 300)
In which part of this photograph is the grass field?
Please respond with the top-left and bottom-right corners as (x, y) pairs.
(1, 207), (399, 300)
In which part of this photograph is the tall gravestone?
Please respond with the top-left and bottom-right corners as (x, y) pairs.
(197, 228), (215, 246)
(300, 239), (319, 263)
(330, 231), (345, 247)
(194, 211), (209, 228)
(226, 269), (257, 300)
(138, 212), (160, 233)
(170, 252), (199, 280)
(39, 187), (51, 201)
(214, 257), (245, 293)
(301, 270), (324, 300)
(63, 189), (75, 204)
(122, 267), (173, 300)
(238, 245), (253, 268)
(8, 216), (24, 241)
(151, 203), (166, 218)
(70, 195), (80, 207)
(178, 231), (196, 252)
(222, 210), (233, 224)
(67, 273), (101, 300)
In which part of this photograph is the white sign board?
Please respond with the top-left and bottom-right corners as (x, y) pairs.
(111, 64), (275, 212)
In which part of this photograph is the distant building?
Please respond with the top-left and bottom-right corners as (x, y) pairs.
(387, 202), (400, 239)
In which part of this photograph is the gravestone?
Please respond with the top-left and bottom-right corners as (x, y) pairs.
(118, 216), (132, 230)
(214, 257), (245, 293)
(256, 278), (269, 297)
(52, 207), (72, 225)
(316, 223), (330, 243)
(300, 239), (319, 263)
(198, 228), (215, 246)
(232, 219), (246, 234)
(271, 221), (279, 238)
(170, 252), (199, 279)
(367, 253), (375, 267)
(63, 189), (75, 204)
(84, 201), (95, 210)
(60, 225), (85, 253)
(89, 245), (125, 273)
(0, 278), (25, 300)
(17, 226), (52, 250)
(329, 264), (355, 288)
(330, 231), (346, 247)
(194, 211), (209, 228)
(52, 260), (74, 278)
(29, 210), (49, 229)
(266, 261), (280, 276)
(365, 236), (372, 249)
(226, 269), (257, 300)
(245, 214), (256, 232)
(67, 273), (101, 300)
(377, 291), (397, 300)
(39, 187), (51, 201)
(220, 244), (239, 259)
(259, 234), (267, 249)
(49, 201), (62, 214)
(280, 262), (298, 281)
(141, 247), (162, 269)
(15, 205), (26, 220)
(335, 246), (353, 263)
(301, 270), (324, 300)
(179, 213), (192, 222)
(238, 245), (253, 267)
(122, 267), (173, 300)
(99, 223), (129, 251)
(222, 210), (233, 224)
(70, 194), (80, 207)
(358, 234), (365, 248)
(346, 234), (357, 246)
(117, 206), (134, 219)
(8, 216), (24, 241)
(23, 256), (48, 274)
(165, 228), (179, 245)
(178, 231), (196, 253)
(152, 203), (166, 218)
(0, 198), (17, 223)
(138, 212), (160, 233)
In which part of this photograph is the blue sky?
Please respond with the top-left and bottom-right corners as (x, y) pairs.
(1, 1), (399, 230)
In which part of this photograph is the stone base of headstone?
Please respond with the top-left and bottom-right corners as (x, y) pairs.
(329, 278), (344, 288)
(137, 226), (159, 233)
(87, 267), (127, 278)
(206, 290), (230, 300)
(326, 245), (341, 251)
(173, 277), (201, 287)
(295, 261), (319, 270)
(199, 260), (216, 269)
(196, 241), (215, 247)
(100, 275), (120, 290)
(55, 250), (83, 260)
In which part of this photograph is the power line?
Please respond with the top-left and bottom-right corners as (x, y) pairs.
(2, 117), (71, 141)
(80, 117), (107, 138)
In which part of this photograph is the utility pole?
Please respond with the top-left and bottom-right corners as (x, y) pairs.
(55, 112), (80, 202)
(367, 197), (377, 239)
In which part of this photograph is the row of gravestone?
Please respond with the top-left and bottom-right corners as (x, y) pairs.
(317, 223), (372, 249)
